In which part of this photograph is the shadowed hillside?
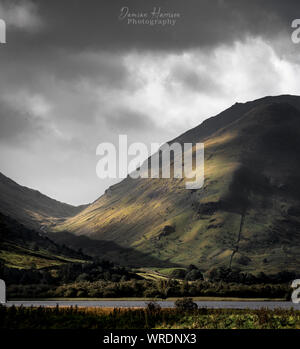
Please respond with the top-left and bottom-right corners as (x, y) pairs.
(0, 213), (88, 269)
(0, 172), (87, 230)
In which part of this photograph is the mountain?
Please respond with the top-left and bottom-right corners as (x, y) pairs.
(51, 95), (300, 273)
(0, 172), (87, 230)
(0, 174), (173, 268)
(0, 212), (87, 269)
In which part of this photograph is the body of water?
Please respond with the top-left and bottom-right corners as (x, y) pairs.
(5, 300), (300, 309)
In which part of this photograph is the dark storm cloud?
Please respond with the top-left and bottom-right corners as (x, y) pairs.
(4, 0), (298, 52)
(0, 98), (44, 144)
(1, 0), (299, 205)
(168, 62), (222, 94)
(0, 47), (130, 91)
(105, 108), (157, 132)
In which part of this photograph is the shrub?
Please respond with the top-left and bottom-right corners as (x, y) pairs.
(174, 297), (198, 311)
(185, 269), (204, 281)
(76, 273), (90, 282)
(146, 301), (161, 314)
(170, 269), (187, 279)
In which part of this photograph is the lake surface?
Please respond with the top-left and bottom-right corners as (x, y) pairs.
(5, 300), (300, 309)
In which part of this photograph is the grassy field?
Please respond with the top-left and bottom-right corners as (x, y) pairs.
(0, 242), (86, 269)
(1, 305), (299, 329)
(135, 268), (170, 281)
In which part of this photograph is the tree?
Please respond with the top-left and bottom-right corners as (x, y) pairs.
(185, 269), (204, 281)
(170, 269), (186, 279)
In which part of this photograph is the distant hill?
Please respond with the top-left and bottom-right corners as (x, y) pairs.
(0, 172), (87, 230)
(51, 95), (300, 273)
(0, 212), (88, 269)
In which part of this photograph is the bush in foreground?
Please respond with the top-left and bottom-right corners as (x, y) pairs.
(1, 305), (299, 329)
(175, 297), (198, 311)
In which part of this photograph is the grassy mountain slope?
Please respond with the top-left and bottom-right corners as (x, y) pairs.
(0, 213), (87, 269)
(53, 95), (300, 273)
(0, 172), (86, 230)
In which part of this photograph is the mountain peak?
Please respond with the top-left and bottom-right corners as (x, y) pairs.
(49, 95), (300, 272)
(2, 95), (300, 272)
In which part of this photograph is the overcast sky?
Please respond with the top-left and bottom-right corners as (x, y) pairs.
(0, 0), (300, 205)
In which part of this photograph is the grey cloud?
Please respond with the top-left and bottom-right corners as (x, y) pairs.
(105, 108), (157, 132)
(0, 48), (131, 91)
(0, 0), (42, 31)
(168, 63), (221, 94)
(0, 0), (299, 205)
(0, 98), (44, 144)
(0, 48), (137, 130)
(4, 0), (298, 53)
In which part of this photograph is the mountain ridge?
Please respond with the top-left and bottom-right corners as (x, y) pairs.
(0, 171), (87, 230)
(1, 94), (300, 273)
(50, 95), (300, 272)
